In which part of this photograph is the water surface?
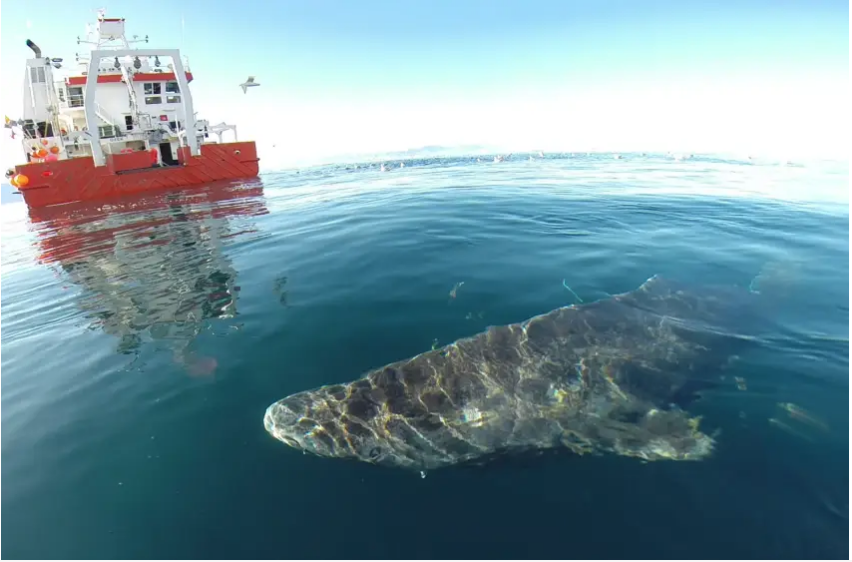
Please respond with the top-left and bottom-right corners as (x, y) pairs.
(2, 153), (848, 558)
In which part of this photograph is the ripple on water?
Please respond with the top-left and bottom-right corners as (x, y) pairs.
(0, 154), (848, 559)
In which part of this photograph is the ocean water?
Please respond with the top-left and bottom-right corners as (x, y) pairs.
(1, 153), (848, 559)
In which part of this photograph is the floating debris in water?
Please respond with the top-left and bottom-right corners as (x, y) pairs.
(431, 338), (439, 350)
(734, 376), (747, 391)
(562, 279), (584, 303)
(449, 281), (464, 299)
(420, 471), (427, 479)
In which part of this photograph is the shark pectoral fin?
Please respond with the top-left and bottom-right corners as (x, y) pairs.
(623, 408), (715, 461)
(559, 429), (597, 456)
(561, 408), (714, 462)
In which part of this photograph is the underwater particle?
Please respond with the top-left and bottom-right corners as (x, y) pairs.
(431, 338), (439, 350)
(562, 279), (584, 303)
(449, 281), (464, 299)
(748, 260), (802, 297)
(465, 312), (473, 320)
(273, 275), (289, 307)
(420, 471), (427, 479)
(813, 488), (849, 521)
(768, 417), (814, 442)
(778, 403), (830, 433)
(734, 376), (747, 391)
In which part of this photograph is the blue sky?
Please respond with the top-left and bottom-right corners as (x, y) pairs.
(1, 0), (848, 167)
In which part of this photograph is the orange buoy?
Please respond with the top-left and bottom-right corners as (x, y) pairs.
(13, 174), (29, 187)
(36, 148), (47, 158)
(49, 146), (60, 154)
(40, 139), (49, 146)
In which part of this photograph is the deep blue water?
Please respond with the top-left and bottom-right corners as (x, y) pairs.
(1, 153), (849, 559)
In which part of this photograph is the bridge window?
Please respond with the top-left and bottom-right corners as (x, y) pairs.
(143, 83), (162, 95)
(165, 81), (180, 93)
(68, 86), (84, 107)
(166, 95), (181, 104)
(145, 96), (162, 105)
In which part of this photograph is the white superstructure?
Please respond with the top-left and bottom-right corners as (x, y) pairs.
(16, 10), (237, 167)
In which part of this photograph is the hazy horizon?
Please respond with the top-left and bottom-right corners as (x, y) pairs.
(1, 1), (848, 170)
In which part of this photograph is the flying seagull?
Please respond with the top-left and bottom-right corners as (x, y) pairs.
(240, 76), (260, 94)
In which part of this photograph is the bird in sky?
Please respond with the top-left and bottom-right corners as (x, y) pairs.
(239, 76), (260, 93)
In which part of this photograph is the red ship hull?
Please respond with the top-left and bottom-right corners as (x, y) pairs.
(15, 141), (259, 208)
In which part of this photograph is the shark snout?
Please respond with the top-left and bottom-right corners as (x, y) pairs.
(264, 401), (304, 450)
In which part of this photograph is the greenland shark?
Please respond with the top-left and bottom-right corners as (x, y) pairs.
(264, 275), (754, 472)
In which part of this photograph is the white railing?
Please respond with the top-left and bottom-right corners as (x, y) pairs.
(94, 101), (120, 127)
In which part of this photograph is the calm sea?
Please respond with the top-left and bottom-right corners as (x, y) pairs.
(1, 153), (848, 559)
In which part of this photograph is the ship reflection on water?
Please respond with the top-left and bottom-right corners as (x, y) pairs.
(27, 179), (269, 376)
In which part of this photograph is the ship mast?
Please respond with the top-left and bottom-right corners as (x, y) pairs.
(76, 8), (149, 51)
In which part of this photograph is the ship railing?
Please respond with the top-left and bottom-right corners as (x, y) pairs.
(55, 85), (86, 110)
(93, 101), (121, 129)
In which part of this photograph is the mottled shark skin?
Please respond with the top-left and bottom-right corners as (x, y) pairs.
(265, 275), (751, 471)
